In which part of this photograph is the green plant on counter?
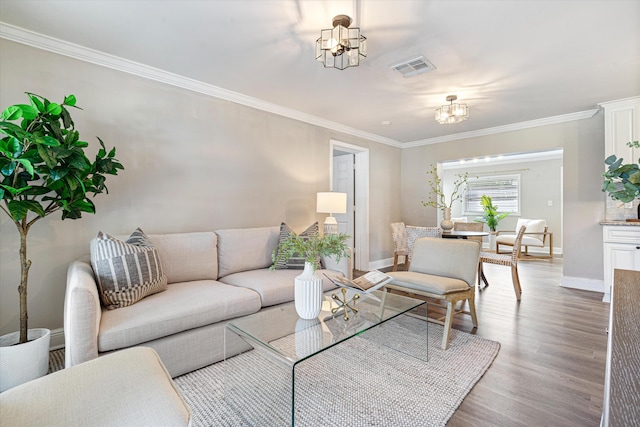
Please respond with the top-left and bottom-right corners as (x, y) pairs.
(602, 141), (640, 203)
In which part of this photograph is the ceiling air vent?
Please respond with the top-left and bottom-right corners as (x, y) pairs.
(390, 56), (436, 78)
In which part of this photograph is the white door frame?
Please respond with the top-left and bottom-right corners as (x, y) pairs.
(330, 139), (369, 271)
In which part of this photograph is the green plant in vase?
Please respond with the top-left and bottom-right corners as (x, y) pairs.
(271, 232), (350, 270)
(602, 141), (640, 219)
(474, 195), (508, 232)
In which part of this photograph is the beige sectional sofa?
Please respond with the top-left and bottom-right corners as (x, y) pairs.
(64, 226), (349, 377)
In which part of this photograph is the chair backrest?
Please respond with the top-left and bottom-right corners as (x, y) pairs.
(453, 222), (484, 244)
(410, 238), (480, 287)
(511, 225), (527, 262)
(451, 217), (467, 223)
(406, 226), (442, 261)
(515, 218), (546, 244)
(390, 222), (408, 252)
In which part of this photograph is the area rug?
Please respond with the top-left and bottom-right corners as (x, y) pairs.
(50, 317), (499, 426)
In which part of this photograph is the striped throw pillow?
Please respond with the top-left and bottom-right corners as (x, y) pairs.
(91, 228), (168, 310)
(273, 222), (320, 269)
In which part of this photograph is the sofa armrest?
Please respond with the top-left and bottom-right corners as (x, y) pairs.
(322, 248), (353, 280)
(64, 256), (102, 368)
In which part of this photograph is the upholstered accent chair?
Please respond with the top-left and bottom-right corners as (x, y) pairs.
(405, 226), (442, 270)
(496, 218), (553, 259)
(390, 222), (409, 271)
(479, 225), (527, 300)
(386, 237), (481, 350)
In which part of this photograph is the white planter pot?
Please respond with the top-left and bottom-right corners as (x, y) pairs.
(294, 262), (323, 319)
(0, 328), (51, 392)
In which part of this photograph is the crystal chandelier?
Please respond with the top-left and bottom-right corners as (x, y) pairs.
(435, 95), (469, 124)
(316, 15), (367, 70)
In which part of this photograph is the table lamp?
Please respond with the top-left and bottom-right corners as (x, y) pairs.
(316, 192), (347, 235)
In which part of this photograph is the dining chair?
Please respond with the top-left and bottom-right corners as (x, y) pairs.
(390, 222), (409, 271)
(453, 222), (484, 245)
(478, 225), (527, 300)
(405, 226), (442, 270)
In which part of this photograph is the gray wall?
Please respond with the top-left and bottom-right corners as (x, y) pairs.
(401, 116), (605, 282)
(0, 40), (402, 336)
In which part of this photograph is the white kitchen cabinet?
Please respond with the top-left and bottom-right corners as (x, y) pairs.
(602, 224), (640, 302)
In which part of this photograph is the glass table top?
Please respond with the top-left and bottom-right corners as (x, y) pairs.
(225, 290), (425, 366)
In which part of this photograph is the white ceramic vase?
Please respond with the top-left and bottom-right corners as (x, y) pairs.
(294, 262), (323, 319)
(441, 207), (454, 232)
(0, 328), (51, 392)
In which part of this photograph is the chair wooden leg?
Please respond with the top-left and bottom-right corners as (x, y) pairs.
(392, 254), (399, 272)
(441, 300), (455, 350)
(511, 264), (522, 300)
(468, 291), (478, 328)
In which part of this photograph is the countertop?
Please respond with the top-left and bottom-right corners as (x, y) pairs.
(600, 220), (640, 226)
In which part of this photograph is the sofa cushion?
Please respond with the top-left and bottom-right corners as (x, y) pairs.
(146, 232), (218, 283)
(216, 226), (280, 278)
(91, 228), (168, 310)
(273, 222), (320, 269)
(98, 280), (261, 352)
(219, 268), (338, 307)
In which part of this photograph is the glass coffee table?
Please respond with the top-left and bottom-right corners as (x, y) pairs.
(223, 289), (427, 426)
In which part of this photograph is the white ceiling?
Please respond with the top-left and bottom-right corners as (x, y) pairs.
(1, 0), (639, 144)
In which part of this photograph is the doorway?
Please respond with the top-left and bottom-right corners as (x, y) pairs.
(330, 139), (369, 271)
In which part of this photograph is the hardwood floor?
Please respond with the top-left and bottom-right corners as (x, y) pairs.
(376, 258), (610, 426)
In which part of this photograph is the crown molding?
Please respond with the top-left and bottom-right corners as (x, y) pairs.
(0, 22), (402, 148)
(0, 22), (602, 151)
(403, 109), (600, 148)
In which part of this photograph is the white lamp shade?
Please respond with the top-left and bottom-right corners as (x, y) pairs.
(316, 192), (347, 214)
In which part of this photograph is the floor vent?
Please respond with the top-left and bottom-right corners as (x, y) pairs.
(390, 56), (436, 78)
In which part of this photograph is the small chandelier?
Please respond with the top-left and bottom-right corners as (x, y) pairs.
(315, 15), (367, 70)
(435, 95), (469, 124)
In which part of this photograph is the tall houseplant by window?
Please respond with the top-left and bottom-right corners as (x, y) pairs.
(0, 93), (123, 390)
(271, 232), (350, 319)
(421, 164), (469, 231)
(602, 141), (640, 220)
(474, 195), (509, 232)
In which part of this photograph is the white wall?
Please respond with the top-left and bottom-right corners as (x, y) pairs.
(400, 116), (605, 285)
(0, 40), (402, 336)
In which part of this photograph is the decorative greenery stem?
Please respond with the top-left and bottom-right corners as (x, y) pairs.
(421, 164), (469, 210)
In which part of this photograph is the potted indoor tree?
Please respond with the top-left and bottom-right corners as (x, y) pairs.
(474, 195), (508, 246)
(0, 92), (123, 391)
(421, 164), (469, 231)
(602, 141), (640, 221)
(271, 231), (350, 319)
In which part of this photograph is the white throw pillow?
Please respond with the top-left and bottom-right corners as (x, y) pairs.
(515, 219), (546, 243)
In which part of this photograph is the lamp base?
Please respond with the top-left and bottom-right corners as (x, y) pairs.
(324, 216), (338, 235)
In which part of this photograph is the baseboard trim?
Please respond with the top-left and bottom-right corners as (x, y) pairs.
(560, 276), (604, 293)
(50, 327), (65, 350)
(369, 258), (394, 271)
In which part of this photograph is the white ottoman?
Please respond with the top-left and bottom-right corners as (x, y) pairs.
(0, 346), (191, 427)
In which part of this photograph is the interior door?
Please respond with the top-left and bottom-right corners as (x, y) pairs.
(333, 154), (355, 250)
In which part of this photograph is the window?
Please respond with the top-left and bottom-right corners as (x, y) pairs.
(464, 174), (520, 215)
